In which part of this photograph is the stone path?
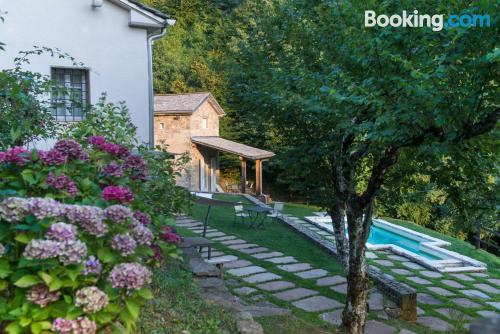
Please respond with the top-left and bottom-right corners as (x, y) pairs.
(176, 215), (500, 333)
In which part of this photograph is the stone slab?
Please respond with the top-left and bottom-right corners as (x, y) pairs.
(205, 231), (226, 238)
(387, 255), (407, 261)
(277, 263), (312, 273)
(202, 251), (224, 258)
(462, 289), (491, 300)
(212, 235), (237, 241)
(391, 268), (412, 276)
(416, 316), (453, 332)
(401, 262), (424, 270)
(256, 281), (295, 292)
(228, 266), (267, 277)
(436, 308), (472, 321)
(295, 269), (329, 279)
(420, 270), (443, 278)
(441, 279), (465, 289)
(233, 287), (257, 296)
(487, 278), (500, 287)
(368, 292), (384, 311)
(316, 275), (347, 286)
(477, 310), (500, 318)
(320, 309), (343, 325)
(225, 259), (253, 269)
(366, 252), (378, 259)
(252, 251), (284, 259)
(239, 247), (270, 255)
(242, 272), (282, 284)
(221, 239), (247, 245)
(331, 283), (348, 295)
(450, 273), (474, 282)
(273, 288), (319, 301)
(451, 298), (481, 308)
(417, 293), (442, 305)
(364, 320), (397, 334)
(266, 256), (298, 264)
(407, 276), (432, 285)
(228, 243), (259, 250)
(487, 301), (500, 310)
(427, 286), (454, 296)
(292, 296), (343, 312)
(373, 259), (394, 267)
(474, 283), (500, 294)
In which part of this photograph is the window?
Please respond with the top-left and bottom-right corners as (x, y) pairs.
(201, 117), (208, 129)
(159, 122), (165, 129)
(51, 68), (90, 121)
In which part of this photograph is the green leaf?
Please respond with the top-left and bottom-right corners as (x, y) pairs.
(48, 278), (62, 292)
(137, 288), (153, 300)
(30, 321), (51, 334)
(14, 275), (42, 288)
(5, 322), (22, 334)
(125, 300), (140, 320)
(38, 272), (52, 285)
(21, 169), (36, 185)
(14, 234), (31, 244)
(97, 247), (117, 263)
(0, 259), (12, 279)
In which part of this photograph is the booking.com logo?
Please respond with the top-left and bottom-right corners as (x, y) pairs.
(365, 10), (491, 31)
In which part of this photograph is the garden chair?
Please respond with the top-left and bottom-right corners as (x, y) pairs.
(267, 202), (284, 222)
(234, 204), (250, 224)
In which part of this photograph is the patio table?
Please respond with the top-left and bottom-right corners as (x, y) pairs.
(245, 206), (271, 228)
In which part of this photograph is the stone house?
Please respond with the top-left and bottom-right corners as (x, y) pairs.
(154, 93), (274, 194)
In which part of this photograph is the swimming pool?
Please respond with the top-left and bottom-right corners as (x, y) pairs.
(304, 215), (487, 272)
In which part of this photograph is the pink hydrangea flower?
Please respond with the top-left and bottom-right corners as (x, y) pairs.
(132, 224), (154, 246)
(83, 256), (102, 276)
(103, 162), (123, 177)
(65, 205), (108, 237)
(53, 139), (85, 160)
(111, 233), (137, 256)
(161, 226), (181, 245)
(88, 135), (106, 147)
(52, 318), (74, 334)
(73, 317), (97, 334)
(4, 146), (31, 166)
(102, 185), (134, 203)
(38, 149), (68, 165)
(133, 210), (151, 226)
(104, 204), (133, 223)
(46, 173), (78, 197)
(26, 284), (61, 307)
(107, 263), (151, 290)
(123, 155), (148, 180)
(46, 222), (77, 241)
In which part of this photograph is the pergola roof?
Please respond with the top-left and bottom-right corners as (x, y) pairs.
(192, 136), (275, 160)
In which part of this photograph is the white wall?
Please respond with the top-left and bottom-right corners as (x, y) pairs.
(0, 0), (152, 146)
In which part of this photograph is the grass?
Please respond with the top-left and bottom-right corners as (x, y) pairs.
(137, 261), (238, 334)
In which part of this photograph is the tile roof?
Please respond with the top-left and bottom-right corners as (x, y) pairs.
(191, 136), (275, 160)
(154, 93), (225, 115)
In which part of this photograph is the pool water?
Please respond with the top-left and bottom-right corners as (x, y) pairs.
(368, 226), (441, 260)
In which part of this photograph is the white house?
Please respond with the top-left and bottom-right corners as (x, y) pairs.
(0, 0), (173, 146)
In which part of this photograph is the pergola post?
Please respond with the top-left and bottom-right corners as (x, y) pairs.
(255, 159), (262, 196)
(240, 157), (247, 194)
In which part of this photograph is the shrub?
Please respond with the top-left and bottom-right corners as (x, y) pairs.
(0, 137), (181, 334)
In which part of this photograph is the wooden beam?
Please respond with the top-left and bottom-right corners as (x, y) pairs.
(255, 159), (262, 195)
(240, 157), (247, 194)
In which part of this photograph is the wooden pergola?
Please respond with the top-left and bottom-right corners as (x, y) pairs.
(191, 136), (275, 195)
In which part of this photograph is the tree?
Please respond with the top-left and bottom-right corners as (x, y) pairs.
(229, 0), (499, 332)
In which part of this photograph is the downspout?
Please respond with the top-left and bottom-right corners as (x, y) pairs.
(147, 19), (175, 147)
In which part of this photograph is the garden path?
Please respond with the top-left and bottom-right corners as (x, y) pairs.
(176, 215), (499, 334)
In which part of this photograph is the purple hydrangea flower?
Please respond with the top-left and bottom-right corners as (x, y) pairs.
(123, 155), (148, 180)
(4, 146), (31, 166)
(65, 205), (108, 237)
(75, 286), (109, 313)
(102, 185), (134, 203)
(83, 256), (102, 276)
(52, 318), (74, 334)
(103, 162), (123, 177)
(0, 197), (31, 222)
(73, 316), (97, 334)
(107, 263), (151, 290)
(26, 284), (61, 307)
(132, 224), (154, 246)
(28, 197), (67, 220)
(46, 173), (78, 197)
(23, 239), (61, 260)
(38, 149), (68, 166)
(88, 135), (106, 147)
(133, 210), (151, 226)
(111, 233), (137, 256)
(100, 142), (130, 159)
(59, 240), (87, 265)
(104, 204), (133, 223)
(53, 139), (85, 160)
(46, 222), (77, 241)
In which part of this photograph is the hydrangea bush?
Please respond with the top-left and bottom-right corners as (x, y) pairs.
(0, 137), (182, 334)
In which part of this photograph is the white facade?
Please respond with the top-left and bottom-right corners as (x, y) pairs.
(0, 0), (170, 146)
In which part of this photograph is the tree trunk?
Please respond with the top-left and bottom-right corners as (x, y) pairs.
(340, 202), (373, 333)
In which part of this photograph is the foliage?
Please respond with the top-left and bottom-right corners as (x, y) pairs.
(0, 47), (77, 149)
(137, 261), (238, 334)
(61, 94), (139, 149)
(0, 137), (182, 334)
(139, 146), (192, 217)
(227, 0), (499, 331)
